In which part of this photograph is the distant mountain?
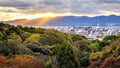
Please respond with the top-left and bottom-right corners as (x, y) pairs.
(5, 15), (120, 26)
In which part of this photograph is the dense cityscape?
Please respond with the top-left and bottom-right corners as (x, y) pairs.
(41, 24), (120, 40)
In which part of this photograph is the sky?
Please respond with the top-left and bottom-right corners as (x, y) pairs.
(0, 0), (120, 21)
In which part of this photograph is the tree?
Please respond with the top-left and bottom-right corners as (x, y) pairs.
(0, 37), (32, 56)
(8, 56), (45, 68)
(24, 34), (40, 45)
(0, 39), (21, 55)
(26, 44), (41, 52)
(0, 54), (7, 68)
(103, 35), (118, 43)
(74, 39), (91, 52)
(45, 60), (53, 68)
(101, 56), (118, 68)
(89, 42), (101, 52)
(80, 56), (90, 67)
(89, 52), (103, 62)
(99, 35), (118, 47)
(71, 34), (85, 42)
(39, 30), (66, 46)
(7, 33), (22, 42)
(26, 43), (50, 55)
(56, 41), (80, 68)
(88, 60), (101, 68)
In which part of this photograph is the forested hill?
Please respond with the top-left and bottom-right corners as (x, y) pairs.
(0, 22), (120, 68)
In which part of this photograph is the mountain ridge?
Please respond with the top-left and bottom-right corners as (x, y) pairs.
(5, 15), (120, 26)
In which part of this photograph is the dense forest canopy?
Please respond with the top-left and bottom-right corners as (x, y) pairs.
(0, 22), (120, 68)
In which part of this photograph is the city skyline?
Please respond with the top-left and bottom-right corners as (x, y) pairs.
(41, 25), (120, 40)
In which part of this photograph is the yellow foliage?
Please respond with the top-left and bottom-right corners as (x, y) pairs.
(24, 34), (40, 44)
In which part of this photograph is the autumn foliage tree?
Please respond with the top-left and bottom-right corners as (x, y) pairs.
(0, 54), (7, 68)
(0, 54), (46, 68)
(9, 56), (45, 68)
(88, 60), (101, 68)
(101, 56), (117, 68)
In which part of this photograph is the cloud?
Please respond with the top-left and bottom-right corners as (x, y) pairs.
(0, 0), (120, 21)
(42, 0), (63, 5)
(0, 0), (120, 14)
(98, 0), (120, 4)
(0, 0), (34, 7)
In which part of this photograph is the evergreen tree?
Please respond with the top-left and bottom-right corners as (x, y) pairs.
(56, 41), (80, 68)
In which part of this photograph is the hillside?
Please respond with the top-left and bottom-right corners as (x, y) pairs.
(0, 23), (120, 68)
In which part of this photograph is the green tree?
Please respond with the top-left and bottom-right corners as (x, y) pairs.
(74, 39), (91, 52)
(45, 60), (53, 68)
(99, 35), (118, 47)
(26, 43), (50, 55)
(0, 33), (32, 55)
(89, 42), (101, 52)
(24, 34), (40, 45)
(39, 30), (66, 46)
(71, 34), (85, 42)
(89, 52), (103, 62)
(0, 39), (21, 55)
(56, 41), (80, 68)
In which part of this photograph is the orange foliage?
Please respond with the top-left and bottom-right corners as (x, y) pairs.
(0, 54), (45, 68)
(88, 60), (101, 68)
(101, 56), (117, 68)
(103, 40), (120, 53)
(110, 41), (120, 46)
(0, 54), (7, 68)
(9, 56), (45, 68)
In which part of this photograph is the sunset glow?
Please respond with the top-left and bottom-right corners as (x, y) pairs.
(1, 11), (120, 21)
(36, 17), (56, 26)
